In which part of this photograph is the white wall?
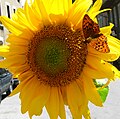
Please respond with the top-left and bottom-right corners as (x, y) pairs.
(1, 0), (22, 16)
(0, 0), (22, 44)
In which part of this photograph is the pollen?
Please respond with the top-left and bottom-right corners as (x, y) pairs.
(27, 25), (88, 87)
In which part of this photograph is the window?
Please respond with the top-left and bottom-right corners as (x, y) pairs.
(17, 0), (20, 3)
(0, 25), (3, 30)
(13, 9), (16, 13)
(7, 5), (10, 18)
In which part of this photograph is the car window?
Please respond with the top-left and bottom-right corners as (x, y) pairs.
(0, 68), (8, 78)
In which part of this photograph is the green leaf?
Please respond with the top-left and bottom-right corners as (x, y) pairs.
(93, 79), (109, 103)
(97, 87), (109, 103)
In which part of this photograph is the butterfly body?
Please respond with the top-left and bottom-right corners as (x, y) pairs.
(82, 14), (110, 53)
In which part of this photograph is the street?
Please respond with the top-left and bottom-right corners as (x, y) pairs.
(0, 79), (120, 119)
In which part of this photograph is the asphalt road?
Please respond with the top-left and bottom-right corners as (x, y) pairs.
(0, 79), (120, 119)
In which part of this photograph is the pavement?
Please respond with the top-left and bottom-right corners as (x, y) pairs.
(0, 79), (120, 119)
(89, 79), (120, 119)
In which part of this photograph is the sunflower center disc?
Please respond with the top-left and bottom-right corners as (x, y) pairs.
(35, 37), (70, 76)
(27, 25), (88, 87)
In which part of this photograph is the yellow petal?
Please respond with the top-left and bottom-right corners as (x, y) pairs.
(66, 81), (83, 119)
(67, 0), (92, 27)
(76, 79), (90, 117)
(0, 16), (25, 35)
(28, 84), (50, 118)
(0, 45), (9, 57)
(9, 84), (21, 96)
(48, 0), (64, 15)
(58, 89), (66, 119)
(49, 14), (66, 24)
(82, 74), (103, 106)
(60, 86), (68, 105)
(63, 0), (72, 15)
(46, 87), (59, 119)
(0, 45), (9, 51)
(100, 23), (114, 36)
(13, 8), (34, 30)
(20, 76), (40, 113)
(10, 78), (29, 96)
(112, 65), (120, 79)
(83, 65), (108, 79)
(88, 0), (102, 15)
(18, 70), (34, 82)
(7, 35), (29, 46)
(88, 45), (119, 61)
(86, 55), (114, 79)
(18, 28), (34, 40)
(42, 0), (70, 15)
(0, 55), (26, 68)
(10, 63), (30, 77)
(9, 45), (28, 54)
(108, 36), (120, 54)
(24, 0), (42, 30)
(83, 106), (91, 119)
(34, 0), (51, 25)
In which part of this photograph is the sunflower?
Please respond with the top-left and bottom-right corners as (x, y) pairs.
(0, 0), (120, 119)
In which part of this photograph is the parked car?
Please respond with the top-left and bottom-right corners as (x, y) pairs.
(0, 68), (13, 103)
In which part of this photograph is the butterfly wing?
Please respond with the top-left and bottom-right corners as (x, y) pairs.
(83, 14), (110, 53)
(83, 14), (100, 39)
(89, 34), (110, 53)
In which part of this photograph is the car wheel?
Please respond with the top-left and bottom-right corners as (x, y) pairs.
(6, 85), (13, 96)
(12, 83), (17, 90)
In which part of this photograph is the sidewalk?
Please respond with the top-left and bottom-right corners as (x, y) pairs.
(0, 79), (120, 119)
(0, 94), (29, 119)
(89, 79), (120, 119)
(0, 94), (49, 119)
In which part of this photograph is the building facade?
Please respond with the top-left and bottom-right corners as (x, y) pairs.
(98, 0), (120, 39)
(0, 0), (22, 44)
(98, 0), (120, 70)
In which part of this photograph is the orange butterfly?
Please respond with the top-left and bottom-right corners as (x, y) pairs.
(82, 14), (110, 53)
